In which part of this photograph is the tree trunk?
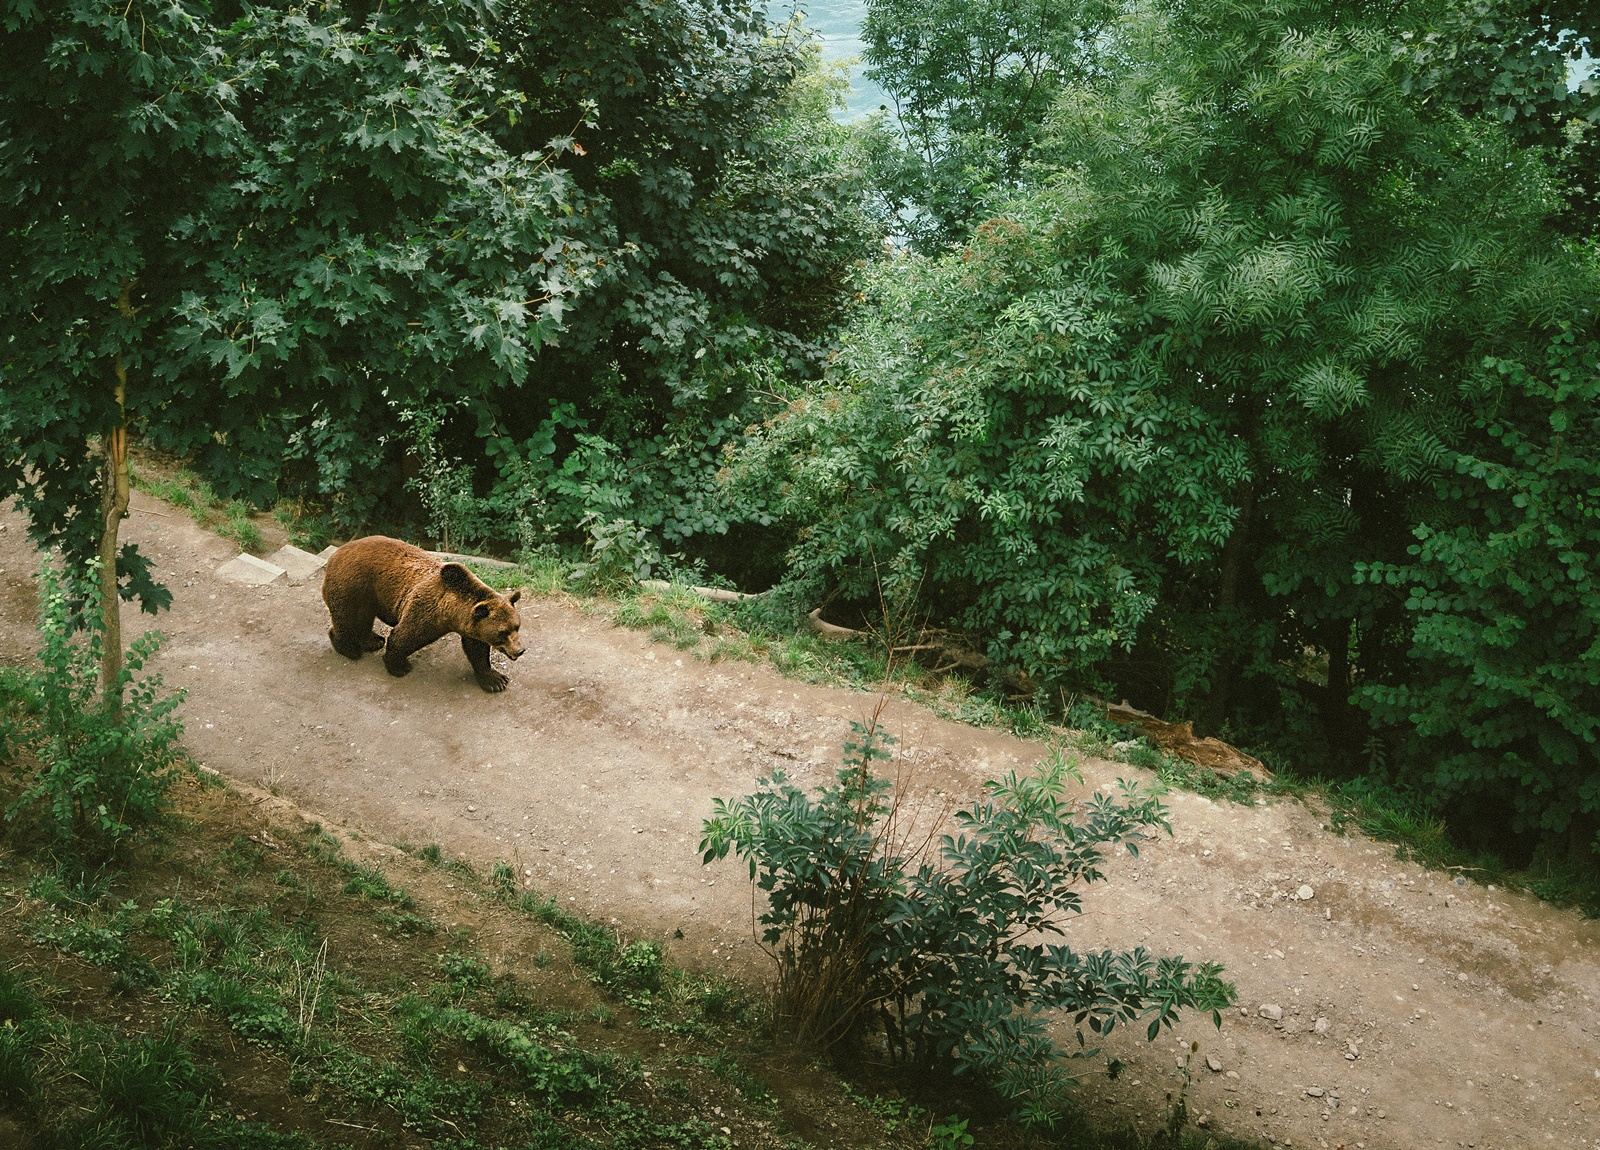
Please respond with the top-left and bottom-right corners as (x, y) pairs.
(1200, 481), (1254, 736)
(99, 284), (134, 718)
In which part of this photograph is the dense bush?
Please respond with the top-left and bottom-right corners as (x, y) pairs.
(701, 721), (1234, 1123)
(1355, 325), (1600, 851)
(1, 0), (879, 613)
(727, 0), (1600, 854)
(0, 564), (184, 854)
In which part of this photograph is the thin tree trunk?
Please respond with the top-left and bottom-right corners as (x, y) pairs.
(99, 283), (134, 717)
(1200, 481), (1254, 736)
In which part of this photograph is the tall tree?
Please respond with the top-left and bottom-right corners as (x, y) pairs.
(1, 0), (588, 703)
(729, 0), (1600, 849)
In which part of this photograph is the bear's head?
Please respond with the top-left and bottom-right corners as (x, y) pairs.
(471, 589), (524, 661)
(442, 564), (525, 661)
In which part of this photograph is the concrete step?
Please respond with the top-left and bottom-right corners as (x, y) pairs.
(216, 553), (286, 587)
(265, 544), (328, 586)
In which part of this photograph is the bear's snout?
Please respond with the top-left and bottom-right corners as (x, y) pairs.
(502, 640), (525, 660)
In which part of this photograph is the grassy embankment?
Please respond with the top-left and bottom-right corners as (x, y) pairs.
(0, 761), (1255, 1149)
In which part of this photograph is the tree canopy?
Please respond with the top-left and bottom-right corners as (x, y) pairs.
(730, 0), (1600, 850)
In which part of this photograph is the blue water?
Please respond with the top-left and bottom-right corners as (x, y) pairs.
(769, 0), (889, 121)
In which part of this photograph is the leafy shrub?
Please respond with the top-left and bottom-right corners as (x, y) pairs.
(1, 563), (184, 854)
(571, 514), (664, 591)
(700, 720), (1234, 1123)
(402, 403), (552, 556)
(1354, 326), (1600, 852)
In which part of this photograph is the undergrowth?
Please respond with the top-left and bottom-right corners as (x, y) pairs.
(589, 579), (1600, 918)
(129, 450), (265, 554)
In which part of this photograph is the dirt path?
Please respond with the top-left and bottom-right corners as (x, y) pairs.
(1, 497), (1597, 1150)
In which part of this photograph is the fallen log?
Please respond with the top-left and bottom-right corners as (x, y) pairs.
(807, 607), (861, 640)
(1106, 700), (1271, 780)
(638, 579), (761, 603)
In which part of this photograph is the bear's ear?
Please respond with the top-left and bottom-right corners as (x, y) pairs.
(472, 602), (492, 621)
(508, 589), (521, 605)
(440, 563), (474, 594)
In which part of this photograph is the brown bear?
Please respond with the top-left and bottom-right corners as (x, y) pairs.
(322, 536), (525, 693)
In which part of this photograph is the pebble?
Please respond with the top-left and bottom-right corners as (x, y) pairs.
(1260, 1003), (1284, 1021)
(1207, 1055), (1223, 1072)
(1297, 884), (1315, 900)
(1313, 1017), (1330, 1035)
(1306, 1086), (1325, 1097)
(1454, 875), (1467, 886)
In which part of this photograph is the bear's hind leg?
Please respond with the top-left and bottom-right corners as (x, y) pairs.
(325, 581), (386, 659)
(329, 625), (383, 660)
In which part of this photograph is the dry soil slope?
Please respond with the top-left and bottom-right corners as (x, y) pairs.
(0, 497), (1596, 1150)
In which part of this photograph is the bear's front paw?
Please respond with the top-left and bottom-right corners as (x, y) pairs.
(383, 650), (413, 677)
(476, 669), (509, 693)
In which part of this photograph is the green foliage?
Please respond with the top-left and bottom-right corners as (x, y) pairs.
(573, 515), (666, 591)
(862, 0), (1117, 245)
(1354, 324), (1600, 844)
(700, 723), (1235, 1122)
(1399, 0), (1598, 231)
(930, 1115), (976, 1150)
(730, 0), (1600, 851)
(0, 1), (586, 593)
(87, 1026), (214, 1145)
(341, 862), (414, 908)
(509, 886), (667, 1002)
(427, 1006), (617, 1104)
(133, 459), (263, 554)
(1, 564), (184, 854)
(1, 0), (879, 603)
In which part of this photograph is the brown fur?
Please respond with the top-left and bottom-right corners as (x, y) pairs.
(322, 536), (525, 693)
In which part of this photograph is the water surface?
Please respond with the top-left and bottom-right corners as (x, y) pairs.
(770, 0), (888, 120)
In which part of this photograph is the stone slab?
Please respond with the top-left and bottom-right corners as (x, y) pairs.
(216, 553), (286, 587)
(265, 544), (327, 586)
(316, 545), (339, 561)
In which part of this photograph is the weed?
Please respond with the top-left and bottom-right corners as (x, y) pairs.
(133, 458), (264, 554)
(428, 1005), (619, 1104)
(375, 906), (438, 935)
(491, 858), (518, 897)
(0, 971), (42, 1026)
(2, 563), (185, 855)
(930, 1115), (975, 1149)
(438, 950), (492, 995)
(221, 834), (266, 875)
(293, 938), (329, 1046)
(845, 1085), (927, 1134)
(693, 1050), (775, 1108)
(341, 861), (414, 907)
(0, 1024), (38, 1109)
(316, 1047), (486, 1134)
(89, 1026), (214, 1144)
(501, 886), (665, 1001)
